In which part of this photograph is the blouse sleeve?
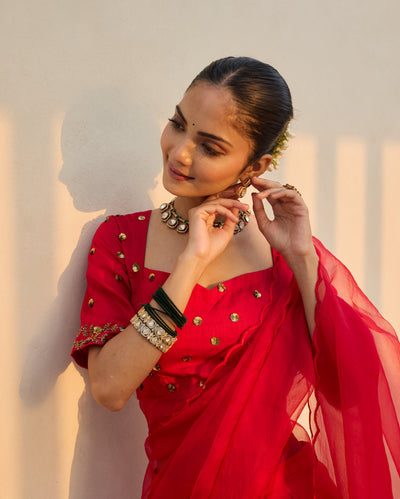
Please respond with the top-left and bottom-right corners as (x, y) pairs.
(71, 216), (136, 368)
(311, 238), (400, 498)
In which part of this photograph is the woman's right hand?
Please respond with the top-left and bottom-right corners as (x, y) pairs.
(182, 197), (249, 267)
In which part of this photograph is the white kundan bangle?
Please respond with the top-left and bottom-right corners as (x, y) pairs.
(130, 307), (177, 353)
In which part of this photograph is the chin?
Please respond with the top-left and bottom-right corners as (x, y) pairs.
(162, 170), (179, 196)
(162, 170), (191, 197)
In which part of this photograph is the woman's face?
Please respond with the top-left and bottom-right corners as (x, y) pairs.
(160, 83), (254, 198)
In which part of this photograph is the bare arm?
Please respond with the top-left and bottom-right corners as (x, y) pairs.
(88, 253), (205, 411)
(283, 252), (318, 337)
(251, 177), (318, 338)
(88, 198), (248, 411)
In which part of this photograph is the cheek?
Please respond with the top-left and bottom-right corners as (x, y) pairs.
(160, 126), (170, 155)
(199, 160), (243, 186)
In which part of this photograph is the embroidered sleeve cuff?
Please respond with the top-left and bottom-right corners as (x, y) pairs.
(71, 322), (126, 368)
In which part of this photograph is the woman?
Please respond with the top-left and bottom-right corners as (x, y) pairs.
(71, 57), (400, 498)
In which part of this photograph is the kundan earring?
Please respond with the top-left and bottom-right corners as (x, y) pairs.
(237, 177), (251, 198)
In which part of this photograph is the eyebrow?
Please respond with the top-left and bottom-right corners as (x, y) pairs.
(176, 105), (233, 148)
(176, 105), (187, 124)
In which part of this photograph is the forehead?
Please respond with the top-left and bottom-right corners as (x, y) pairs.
(180, 83), (239, 132)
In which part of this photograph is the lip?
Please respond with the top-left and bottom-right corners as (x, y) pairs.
(167, 162), (194, 181)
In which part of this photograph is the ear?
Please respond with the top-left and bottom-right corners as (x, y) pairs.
(239, 154), (272, 182)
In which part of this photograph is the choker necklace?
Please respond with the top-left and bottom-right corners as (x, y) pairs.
(159, 199), (251, 235)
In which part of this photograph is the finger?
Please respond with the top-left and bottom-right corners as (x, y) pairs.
(266, 188), (304, 203)
(221, 207), (239, 231)
(251, 177), (282, 192)
(251, 192), (272, 228)
(197, 204), (241, 225)
(254, 187), (286, 201)
(200, 198), (250, 213)
(255, 186), (303, 204)
(253, 178), (303, 201)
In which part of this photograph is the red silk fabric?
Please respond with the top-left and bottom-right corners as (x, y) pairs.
(71, 212), (400, 498)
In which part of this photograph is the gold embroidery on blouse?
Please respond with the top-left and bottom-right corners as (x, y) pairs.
(74, 323), (125, 349)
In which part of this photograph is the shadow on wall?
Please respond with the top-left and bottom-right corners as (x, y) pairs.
(19, 89), (161, 499)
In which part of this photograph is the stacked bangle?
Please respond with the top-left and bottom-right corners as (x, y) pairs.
(130, 287), (186, 353)
(131, 307), (177, 353)
(153, 286), (187, 329)
(143, 302), (177, 337)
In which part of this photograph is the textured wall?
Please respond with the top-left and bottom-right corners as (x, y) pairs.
(1, 1), (399, 497)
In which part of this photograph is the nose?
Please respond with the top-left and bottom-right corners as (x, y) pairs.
(171, 138), (194, 166)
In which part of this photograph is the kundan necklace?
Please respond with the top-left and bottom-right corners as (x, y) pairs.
(160, 199), (251, 235)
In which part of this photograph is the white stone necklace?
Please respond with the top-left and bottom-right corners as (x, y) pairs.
(159, 199), (251, 235)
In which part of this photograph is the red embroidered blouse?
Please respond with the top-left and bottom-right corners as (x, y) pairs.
(71, 211), (400, 498)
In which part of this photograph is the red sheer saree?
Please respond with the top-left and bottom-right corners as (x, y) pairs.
(71, 213), (400, 498)
(311, 239), (400, 498)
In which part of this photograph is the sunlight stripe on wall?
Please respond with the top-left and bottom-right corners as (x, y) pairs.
(381, 140), (400, 333)
(335, 137), (366, 288)
(284, 133), (318, 232)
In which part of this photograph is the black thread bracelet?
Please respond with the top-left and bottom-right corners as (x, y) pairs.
(152, 286), (187, 329)
(142, 302), (178, 338)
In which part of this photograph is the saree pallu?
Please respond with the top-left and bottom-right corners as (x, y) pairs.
(138, 240), (400, 498)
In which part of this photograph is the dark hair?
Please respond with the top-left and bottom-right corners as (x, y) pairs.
(188, 56), (293, 164)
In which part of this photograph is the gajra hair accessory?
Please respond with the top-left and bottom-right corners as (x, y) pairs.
(268, 126), (294, 171)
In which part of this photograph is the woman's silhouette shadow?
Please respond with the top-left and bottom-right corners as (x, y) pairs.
(19, 88), (163, 498)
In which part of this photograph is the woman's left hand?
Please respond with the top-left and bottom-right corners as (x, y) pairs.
(251, 177), (316, 262)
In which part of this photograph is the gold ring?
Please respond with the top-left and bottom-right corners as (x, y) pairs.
(283, 183), (302, 197)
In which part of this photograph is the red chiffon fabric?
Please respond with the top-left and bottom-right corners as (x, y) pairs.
(71, 212), (400, 498)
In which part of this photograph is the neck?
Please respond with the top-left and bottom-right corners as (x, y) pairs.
(172, 196), (208, 220)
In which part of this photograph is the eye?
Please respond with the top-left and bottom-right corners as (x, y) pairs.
(168, 118), (185, 131)
(202, 143), (223, 157)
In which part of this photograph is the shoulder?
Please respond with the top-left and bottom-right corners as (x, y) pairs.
(93, 210), (152, 237)
(87, 210), (152, 260)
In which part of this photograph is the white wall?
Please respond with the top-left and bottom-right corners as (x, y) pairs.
(1, 1), (399, 497)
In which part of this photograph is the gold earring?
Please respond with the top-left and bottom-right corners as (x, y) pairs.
(238, 177), (251, 198)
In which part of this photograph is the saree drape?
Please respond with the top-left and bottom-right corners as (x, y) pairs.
(72, 213), (400, 498)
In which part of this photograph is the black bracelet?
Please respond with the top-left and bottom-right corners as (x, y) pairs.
(142, 302), (178, 338)
(152, 286), (187, 329)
